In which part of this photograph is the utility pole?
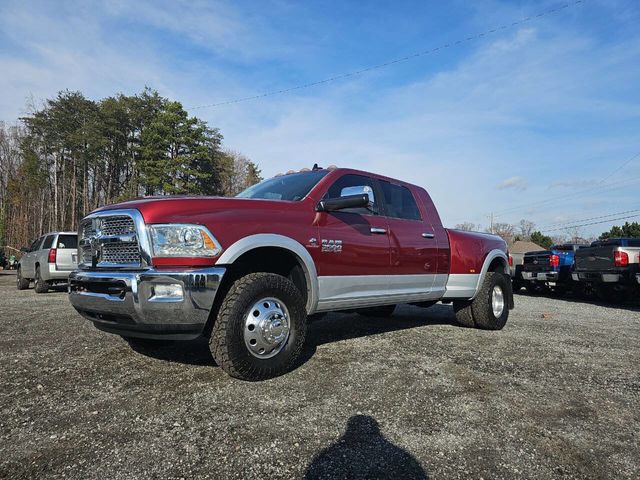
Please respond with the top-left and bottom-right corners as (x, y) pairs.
(488, 212), (494, 234)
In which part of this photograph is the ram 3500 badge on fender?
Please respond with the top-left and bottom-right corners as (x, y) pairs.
(68, 167), (514, 380)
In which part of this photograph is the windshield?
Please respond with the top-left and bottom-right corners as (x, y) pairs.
(237, 170), (329, 201)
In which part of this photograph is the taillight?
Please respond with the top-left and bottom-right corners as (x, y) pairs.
(550, 254), (560, 268)
(48, 248), (57, 264)
(614, 251), (629, 267)
(508, 254), (513, 267)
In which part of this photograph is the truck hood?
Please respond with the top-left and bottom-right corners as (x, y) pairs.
(94, 196), (308, 224)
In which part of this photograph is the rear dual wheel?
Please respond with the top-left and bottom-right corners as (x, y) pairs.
(453, 272), (510, 330)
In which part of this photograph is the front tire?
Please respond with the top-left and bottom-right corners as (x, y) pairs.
(34, 267), (49, 294)
(16, 268), (29, 290)
(209, 273), (307, 381)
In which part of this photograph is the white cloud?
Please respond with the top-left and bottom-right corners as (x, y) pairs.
(496, 176), (528, 191)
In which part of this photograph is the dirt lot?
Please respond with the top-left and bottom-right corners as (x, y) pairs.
(0, 270), (638, 479)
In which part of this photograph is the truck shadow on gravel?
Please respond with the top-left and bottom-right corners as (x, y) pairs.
(126, 304), (458, 370)
(304, 414), (428, 479)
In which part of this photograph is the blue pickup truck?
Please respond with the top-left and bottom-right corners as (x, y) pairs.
(521, 244), (587, 294)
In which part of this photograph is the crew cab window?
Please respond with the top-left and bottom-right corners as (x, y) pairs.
(42, 235), (55, 249)
(56, 235), (78, 249)
(237, 170), (329, 201)
(323, 174), (379, 215)
(380, 181), (421, 221)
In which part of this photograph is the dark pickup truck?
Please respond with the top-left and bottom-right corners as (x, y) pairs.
(521, 244), (586, 294)
(573, 237), (640, 302)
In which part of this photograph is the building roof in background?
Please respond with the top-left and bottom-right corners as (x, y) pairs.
(509, 240), (544, 254)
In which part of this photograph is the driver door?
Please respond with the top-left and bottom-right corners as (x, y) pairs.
(315, 174), (391, 310)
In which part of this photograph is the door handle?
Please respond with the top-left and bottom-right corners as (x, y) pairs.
(370, 227), (387, 235)
(422, 232), (435, 239)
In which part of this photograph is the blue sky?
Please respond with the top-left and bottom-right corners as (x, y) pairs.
(1, 0), (639, 238)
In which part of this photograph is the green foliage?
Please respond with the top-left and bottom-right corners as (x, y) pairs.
(530, 231), (554, 250)
(1, 88), (260, 249)
(599, 222), (640, 239)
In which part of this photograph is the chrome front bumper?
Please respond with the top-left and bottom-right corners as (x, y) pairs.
(522, 271), (559, 282)
(68, 267), (226, 340)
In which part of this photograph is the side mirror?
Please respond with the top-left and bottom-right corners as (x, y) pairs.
(20, 247), (28, 252)
(317, 194), (370, 212)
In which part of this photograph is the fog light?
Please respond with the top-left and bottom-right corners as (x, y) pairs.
(151, 283), (184, 301)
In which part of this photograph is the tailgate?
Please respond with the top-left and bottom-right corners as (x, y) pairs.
(523, 251), (550, 272)
(574, 246), (616, 272)
(55, 234), (78, 271)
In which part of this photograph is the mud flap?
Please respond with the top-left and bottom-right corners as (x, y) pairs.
(505, 273), (515, 309)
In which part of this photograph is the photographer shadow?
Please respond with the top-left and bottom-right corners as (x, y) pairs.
(304, 414), (428, 480)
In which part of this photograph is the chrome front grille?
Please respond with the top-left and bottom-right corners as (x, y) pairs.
(101, 216), (136, 236)
(79, 213), (142, 268)
(101, 243), (140, 264)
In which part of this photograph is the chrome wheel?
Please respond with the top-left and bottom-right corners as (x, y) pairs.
(491, 285), (505, 318)
(243, 297), (291, 359)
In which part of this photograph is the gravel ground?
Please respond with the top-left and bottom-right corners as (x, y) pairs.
(0, 270), (638, 479)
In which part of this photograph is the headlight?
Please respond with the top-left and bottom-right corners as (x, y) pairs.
(149, 224), (222, 257)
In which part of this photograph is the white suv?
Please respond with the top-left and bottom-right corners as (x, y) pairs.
(17, 232), (78, 293)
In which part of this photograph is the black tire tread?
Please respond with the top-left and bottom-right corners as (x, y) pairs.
(471, 272), (509, 330)
(16, 268), (30, 290)
(210, 272), (306, 381)
(34, 267), (48, 294)
(453, 301), (476, 328)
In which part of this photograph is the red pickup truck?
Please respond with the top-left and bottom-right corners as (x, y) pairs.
(69, 167), (513, 380)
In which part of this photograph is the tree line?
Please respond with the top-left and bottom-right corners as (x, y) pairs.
(455, 219), (640, 249)
(0, 89), (261, 251)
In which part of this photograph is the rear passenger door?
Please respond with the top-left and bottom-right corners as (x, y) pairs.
(22, 237), (44, 277)
(379, 180), (441, 299)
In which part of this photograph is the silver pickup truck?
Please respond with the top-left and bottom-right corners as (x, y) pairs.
(17, 232), (78, 293)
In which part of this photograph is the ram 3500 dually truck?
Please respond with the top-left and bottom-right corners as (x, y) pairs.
(68, 167), (514, 380)
(573, 237), (640, 302)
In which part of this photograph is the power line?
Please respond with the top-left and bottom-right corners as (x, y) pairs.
(539, 207), (640, 229)
(189, 0), (586, 110)
(541, 213), (640, 233)
(492, 151), (640, 217)
(494, 176), (640, 218)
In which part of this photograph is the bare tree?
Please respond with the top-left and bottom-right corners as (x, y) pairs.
(487, 222), (516, 243)
(221, 150), (262, 196)
(454, 222), (479, 232)
(564, 226), (584, 244)
(518, 219), (536, 239)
